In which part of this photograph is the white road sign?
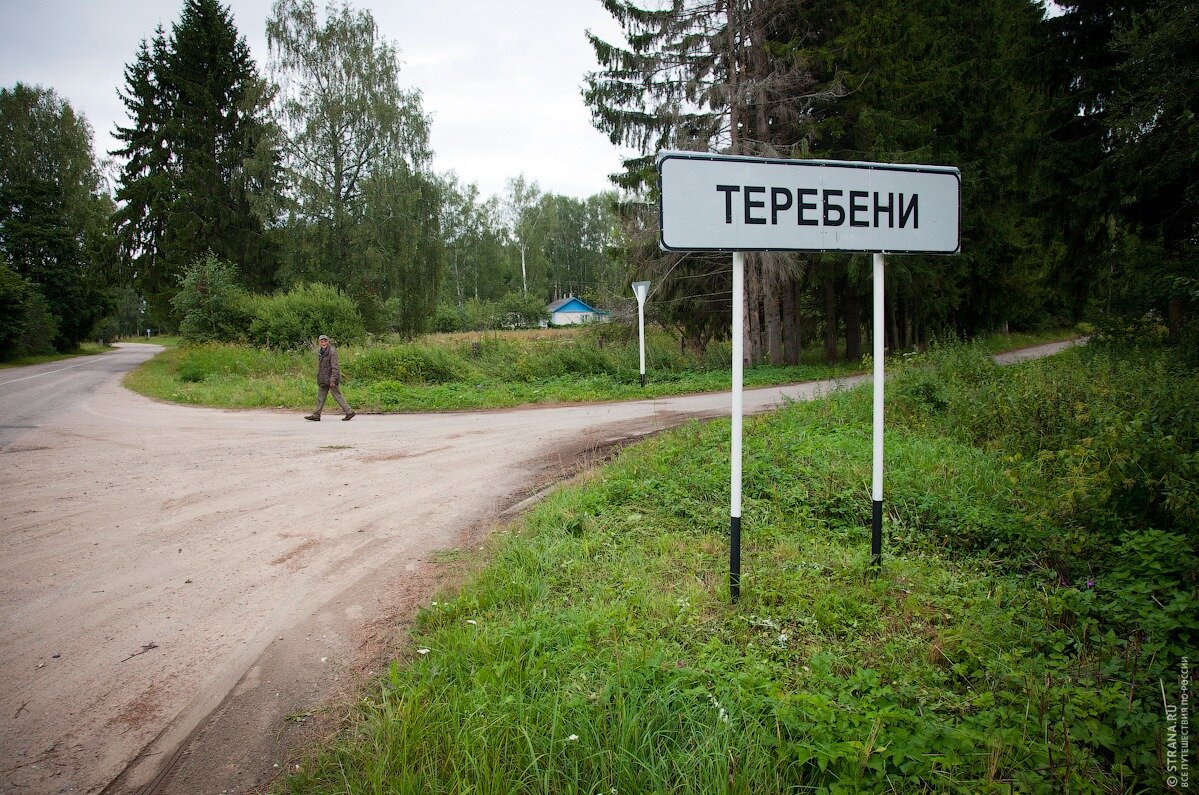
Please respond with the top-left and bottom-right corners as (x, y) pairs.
(658, 151), (960, 254)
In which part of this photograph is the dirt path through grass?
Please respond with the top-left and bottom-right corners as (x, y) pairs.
(0, 339), (1077, 794)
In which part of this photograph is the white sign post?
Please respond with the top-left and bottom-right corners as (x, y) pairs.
(632, 281), (650, 387)
(658, 150), (960, 598)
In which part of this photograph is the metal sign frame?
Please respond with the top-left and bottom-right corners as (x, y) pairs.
(657, 150), (962, 601)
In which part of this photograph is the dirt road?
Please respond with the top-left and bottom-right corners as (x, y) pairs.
(0, 340), (1077, 793)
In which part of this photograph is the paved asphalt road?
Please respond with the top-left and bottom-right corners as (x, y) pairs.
(0, 344), (163, 448)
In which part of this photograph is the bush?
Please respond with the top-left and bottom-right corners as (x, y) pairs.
(352, 344), (468, 384)
(432, 303), (463, 333)
(15, 288), (57, 358)
(0, 264), (31, 357)
(173, 255), (252, 343)
(248, 283), (365, 349)
(497, 291), (549, 329)
(461, 298), (497, 331)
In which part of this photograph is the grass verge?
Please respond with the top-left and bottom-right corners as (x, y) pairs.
(283, 339), (1195, 793)
(122, 326), (1079, 412)
(0, 341), (112, 369)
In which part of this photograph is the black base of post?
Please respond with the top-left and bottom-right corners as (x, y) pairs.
(730, 515), (741, 602)
(871, 500), (883, 566)
(640, 373), (646, 387)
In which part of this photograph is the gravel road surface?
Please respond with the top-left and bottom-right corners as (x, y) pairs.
(0, 340), (1078, 793)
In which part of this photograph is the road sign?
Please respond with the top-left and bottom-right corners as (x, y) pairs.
(632, 281), (650, 387)
(657, 149), (962, 600)
(658, 151), (960, 254)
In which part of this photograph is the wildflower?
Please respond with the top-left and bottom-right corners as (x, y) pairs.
(417, 648), (430, 655)
(1086, 579), (1096, 588)
(567, 734), (579, 742)
(709, 694), (730, 723)
(466, 619), (477, 625)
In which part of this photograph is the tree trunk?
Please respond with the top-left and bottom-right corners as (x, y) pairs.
(781, 273), (800, 365)
(844, 281), (862, 362)
(1168, 295), (1184, 341)
(763, 273), (783, 365)
(886, 286), (899, 354)
(823, 267), (838, 363)
(746, 254), (762, 366)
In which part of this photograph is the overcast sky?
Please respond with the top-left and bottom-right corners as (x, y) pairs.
(0, 0), (632, 200)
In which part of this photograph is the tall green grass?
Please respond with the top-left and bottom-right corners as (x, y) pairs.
(123, 327), (861, 411)
(283, 340), (1195, 793)
(124, 326), (1078, 412)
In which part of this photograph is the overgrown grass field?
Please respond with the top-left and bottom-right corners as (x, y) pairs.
(123, 326), (1075, 412)
(284, 340), (1195, 793)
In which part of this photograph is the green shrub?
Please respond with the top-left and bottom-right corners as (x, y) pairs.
(351, 344), (468, 384)
(0, 263), (29, 356)
(173, 254), (252, 343)
(0, 265), (60, 359)
(15, 288), (57, 358)
(497, 291), (548, 329)
(248, 283), (364, 349)
(432, 303), (463, 333)
(460, 298), (497, 331)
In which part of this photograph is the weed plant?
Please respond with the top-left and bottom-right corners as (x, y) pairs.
(285, 339), (1195, 793)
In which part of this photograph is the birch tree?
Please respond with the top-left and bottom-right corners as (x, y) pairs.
(267, 0), (441, 330)
(267, 0), (430, 223)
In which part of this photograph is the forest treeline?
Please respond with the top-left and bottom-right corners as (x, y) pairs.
(1, 0), (1195, 361)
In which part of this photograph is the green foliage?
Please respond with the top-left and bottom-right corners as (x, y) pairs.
(431, 303), (463, 333)
(124, 322), (873, 411)
(497, 291), (549, 329)
(351, 344), (467, 385)
(0, 262), (32, 356)
(247, 283), (364, 348)
(1, 83), (117, 351)
(267, 0), (441, 334)
(890, 341), (1199, 549)
(282, 341), (1192, 793)
(354, 167), (444, 336)
(112, 0), (280, 324)
(14, 288), (58, 358)
(173, 254), (252, 342)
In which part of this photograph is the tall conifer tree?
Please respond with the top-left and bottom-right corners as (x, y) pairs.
(112, 30), (174, 324)
(113, 0), (280, 324)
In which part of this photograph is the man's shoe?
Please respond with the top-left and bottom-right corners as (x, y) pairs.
(304, 414), (320, 421)
(342, 411), (356, 421)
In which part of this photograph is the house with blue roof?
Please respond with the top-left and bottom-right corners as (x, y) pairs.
(545, 296), (608, 326)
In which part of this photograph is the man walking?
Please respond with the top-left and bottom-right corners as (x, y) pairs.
(305, 335), (356, 421)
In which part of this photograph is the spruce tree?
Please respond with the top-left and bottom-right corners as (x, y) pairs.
(165, 0), (280, 290)
(112, 0), (280, 326)
(112, 30), (175, 326)
(585, 0), (836, 363)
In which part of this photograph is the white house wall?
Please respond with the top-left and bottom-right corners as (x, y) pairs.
(554, 311), (603, 325)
